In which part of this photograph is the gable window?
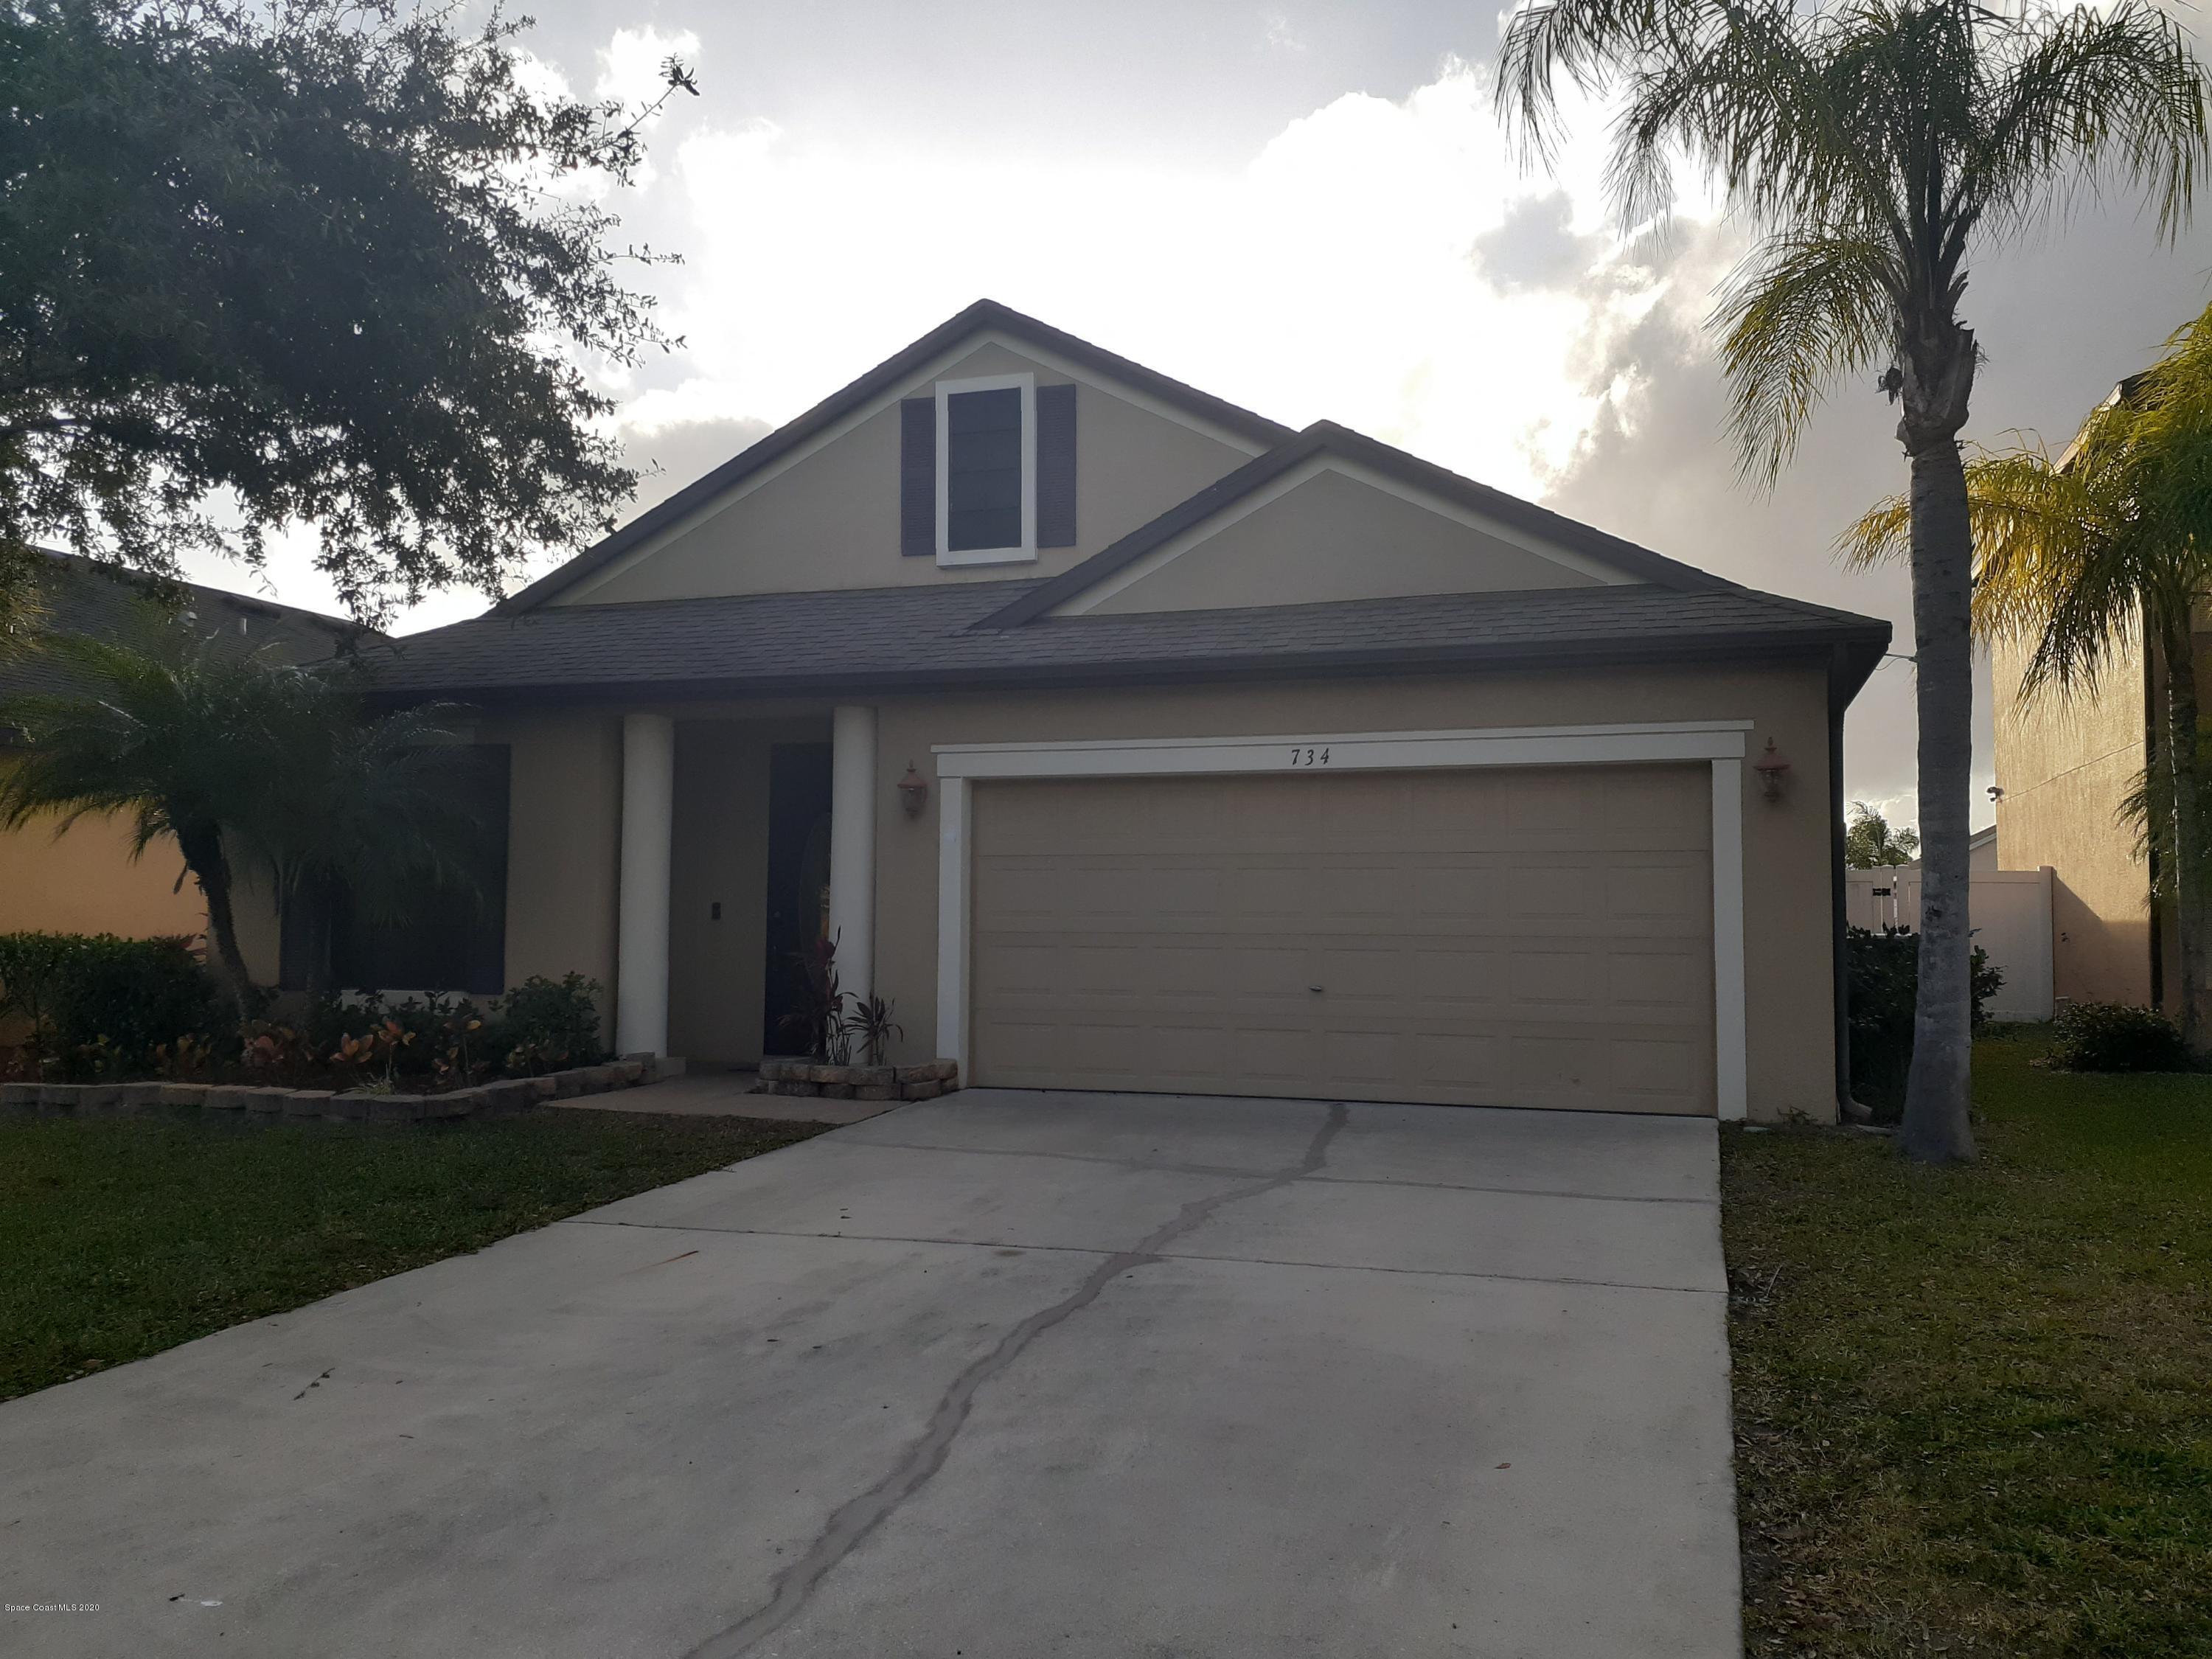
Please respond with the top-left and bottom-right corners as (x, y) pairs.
(933, 372), (1035, 565)
(900, 372), (1077, 564)
(945, 387), (1024, 552)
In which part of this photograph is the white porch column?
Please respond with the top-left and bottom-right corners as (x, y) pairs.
(616, 712), (675, 1057)
(829, 704), (878, 1006)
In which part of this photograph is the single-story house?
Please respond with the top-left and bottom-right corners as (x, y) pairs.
(0, 550), (357, 973)
(364, 301), (1891, 1121)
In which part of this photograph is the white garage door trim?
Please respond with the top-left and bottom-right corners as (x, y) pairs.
(934, 720), (1753, 1120)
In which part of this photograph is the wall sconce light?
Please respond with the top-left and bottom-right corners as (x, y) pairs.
(897, 762), (931, 818)
(1753, 739), (1792, 803)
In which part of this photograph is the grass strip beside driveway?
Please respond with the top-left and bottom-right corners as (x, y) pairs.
(1725, 1034), (2212, 1658)
(0, 1107), (824, 1402)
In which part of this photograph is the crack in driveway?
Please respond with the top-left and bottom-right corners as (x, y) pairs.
(682, 1101), (1349, 1659)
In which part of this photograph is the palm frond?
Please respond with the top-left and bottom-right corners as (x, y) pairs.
(2119, 726), (2212, 902)
(1714, 231), (1899, 479)
(1499, 0), (2212, 476)
(1837, 488), (1913, 571)
(1966, 0), (2211, 244)
(1495, 0), (1687, 165)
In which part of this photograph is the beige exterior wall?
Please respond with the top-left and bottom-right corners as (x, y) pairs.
(1077, 464), (1607, 616)
(1990, 630), (2154, 1005)
(476, 709), (625, 1038)
(862, 663), (1840, 1124)
(552, 341), (1259, 608)
(0, 757), (284, 981)
(517, 663), (1840, 1119)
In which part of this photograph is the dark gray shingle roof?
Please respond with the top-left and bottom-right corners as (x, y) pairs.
(364, 577), (1890, 703)
(0, 551), (360, 705)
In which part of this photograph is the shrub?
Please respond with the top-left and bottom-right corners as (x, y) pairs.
(1847, 927), (2005, 1119)
(2045, 1001), (2192, 1073)
(495, 973), (608, 1074)
(0, 931), (226, 1079)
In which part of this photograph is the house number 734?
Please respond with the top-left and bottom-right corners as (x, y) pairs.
(1287, 746), (1331, 766)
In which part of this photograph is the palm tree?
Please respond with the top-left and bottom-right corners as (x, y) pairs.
(0, 606), (483, 1006)
(1496, 0), (2210, 1161)
(0, 610), (285, 1006)
(1847, 301), (2212, 1047)
(1845, 800), (1921, 869)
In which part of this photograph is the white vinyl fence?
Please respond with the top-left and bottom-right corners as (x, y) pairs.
(1845, 865), (2056, 1022)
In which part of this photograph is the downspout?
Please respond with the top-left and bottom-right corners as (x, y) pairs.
(1829, 644), (1863, 1122)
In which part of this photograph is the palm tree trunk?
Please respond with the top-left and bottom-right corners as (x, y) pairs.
(1895, 319), (1978, 1164)
(175, 821), (255, 1014)
(2158, 609), (2212, 1048)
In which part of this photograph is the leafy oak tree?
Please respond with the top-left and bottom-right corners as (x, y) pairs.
(1496, 0), (2211, 1161)
(0, 0), (697, 625)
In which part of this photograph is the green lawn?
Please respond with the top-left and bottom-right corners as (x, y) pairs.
(0, 1107), (824, 1402)
(1725, 1033), (2212, 1657)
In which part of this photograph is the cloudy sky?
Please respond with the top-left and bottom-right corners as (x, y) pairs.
(184, 0), (2212, 830)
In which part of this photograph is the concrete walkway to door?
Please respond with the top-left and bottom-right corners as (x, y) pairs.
(0, 1091), (1739, 1659)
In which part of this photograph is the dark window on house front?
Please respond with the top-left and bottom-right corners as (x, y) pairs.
(945, 387), (1023, 551)
(282, 745), (511, 996)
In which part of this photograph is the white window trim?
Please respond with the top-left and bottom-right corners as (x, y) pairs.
(933, 720), (1753, 1121)
(935, 372), (1037, 567)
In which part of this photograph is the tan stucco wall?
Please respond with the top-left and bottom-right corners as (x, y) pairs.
(554, 342), (1259, 607)
(1079, 465), (1605, 615)
(1990, 630), (2153, 1005)
(858, 664), (1839, 1123)
(475, 709), (623, 1037)
(0, 758), (283, 982)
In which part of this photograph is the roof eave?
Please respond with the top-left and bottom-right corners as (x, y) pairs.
(366, 622), (1891, 709)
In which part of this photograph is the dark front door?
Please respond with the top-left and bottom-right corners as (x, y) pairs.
(762, 742), (834, 1056)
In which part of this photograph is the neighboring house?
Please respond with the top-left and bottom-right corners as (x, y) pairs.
(1989, 554), (2167, 1009)
(365, 300), (1891, 1122)
(0, 550), (358, 975)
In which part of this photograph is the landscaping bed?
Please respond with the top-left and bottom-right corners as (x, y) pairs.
(0, 1106), (827, 1402)
(1725, 1031), (2212, 1656)
(0, 1054), (675, 1123)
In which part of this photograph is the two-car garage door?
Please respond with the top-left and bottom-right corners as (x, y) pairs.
(967, 764), (1717, 1114)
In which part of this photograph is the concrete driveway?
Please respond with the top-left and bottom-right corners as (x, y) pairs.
(1, 1091), (1738, 1658)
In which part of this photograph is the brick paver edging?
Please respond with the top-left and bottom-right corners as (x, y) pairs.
(0, 1057), (675, 1124)
(757, 1057), (960, 1103)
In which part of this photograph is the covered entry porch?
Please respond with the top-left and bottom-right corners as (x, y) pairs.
(484, 702), (891, 1068)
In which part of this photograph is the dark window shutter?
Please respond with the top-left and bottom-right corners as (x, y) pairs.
(1037, 383), (1077, 548)
(900, 397), (936, 556)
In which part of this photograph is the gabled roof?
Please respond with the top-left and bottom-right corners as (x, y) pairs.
(976, 420), (1732, 629)
(364, 577), (1890, 703)
(496, 299), (1298, 615)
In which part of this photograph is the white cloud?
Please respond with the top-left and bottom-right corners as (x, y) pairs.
(643, 60), (1722, 503)
(596, 25), (700, 106)
(201, 55), (1745, 636)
